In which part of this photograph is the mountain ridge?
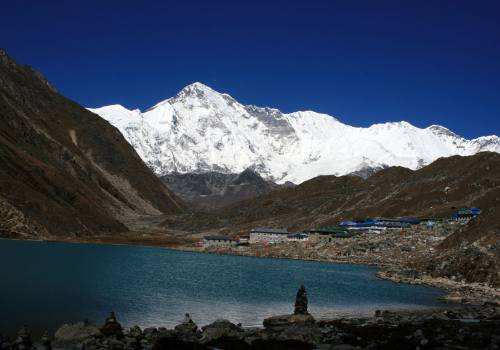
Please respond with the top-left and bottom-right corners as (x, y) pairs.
(0, 49), (184, 238)
(89, 82), (500, 184)
(160, 168), (291, 209)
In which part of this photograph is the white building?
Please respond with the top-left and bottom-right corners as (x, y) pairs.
(202, 235), (237, 248)
(249, 228), (289, 244)
(286, 233), (309, 242)
(237, 235), (250, 245)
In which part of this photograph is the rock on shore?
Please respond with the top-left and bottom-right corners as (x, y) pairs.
(1, 288), (500, 350)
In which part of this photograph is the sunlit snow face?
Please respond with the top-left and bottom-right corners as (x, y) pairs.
(88, 82), (500, 184)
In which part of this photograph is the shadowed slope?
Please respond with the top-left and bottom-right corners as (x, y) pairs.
(0, 50), (184, 237)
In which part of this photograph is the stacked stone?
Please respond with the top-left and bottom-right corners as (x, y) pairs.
(294, 285), (309, 315)
(100, 312), (123, 338)
(40, 332), (52, 350)
(11, 326), (35, 350)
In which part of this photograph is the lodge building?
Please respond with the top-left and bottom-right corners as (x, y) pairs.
(249, 227), (289, 244)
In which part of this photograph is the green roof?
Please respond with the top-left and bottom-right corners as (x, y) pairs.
(307, 226), (350, 234)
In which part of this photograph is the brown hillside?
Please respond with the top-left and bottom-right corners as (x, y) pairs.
(166, 152), (499, 285)
(0, 50), (184, 238)
(171, 152), (499, 235)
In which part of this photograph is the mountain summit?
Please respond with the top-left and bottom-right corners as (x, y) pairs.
(89, 83), (500, 184)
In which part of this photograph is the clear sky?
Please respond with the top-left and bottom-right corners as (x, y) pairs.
(1, 0), (499, 138)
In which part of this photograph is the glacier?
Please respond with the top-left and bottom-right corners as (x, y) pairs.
(88, 82), (500, 184)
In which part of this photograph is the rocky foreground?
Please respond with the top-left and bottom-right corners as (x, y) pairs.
(2, 287), (500, 350)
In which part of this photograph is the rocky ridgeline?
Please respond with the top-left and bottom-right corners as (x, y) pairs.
(1, 287), (500, 350)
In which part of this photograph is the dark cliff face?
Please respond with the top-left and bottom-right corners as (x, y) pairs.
(0, 49), (184, 237)
(160, 168), (289, 209)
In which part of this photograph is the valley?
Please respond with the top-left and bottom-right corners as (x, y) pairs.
(3, 1), (500, 348)
(0, 48), (499, 313)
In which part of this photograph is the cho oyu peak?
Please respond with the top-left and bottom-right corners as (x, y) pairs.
(88, 83), (500, 184)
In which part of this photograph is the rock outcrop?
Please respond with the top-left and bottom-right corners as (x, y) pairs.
(53, 320), (100, 344)
(161, 169), (291, 209)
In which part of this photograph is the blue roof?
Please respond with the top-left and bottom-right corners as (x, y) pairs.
(339, 220), (358, 226)
(378, 218), (420, 223)
(362, 219), (380, 225)
(339, 220), (382, 227)
(399, 219), (420, 224)
(457, 207), (481, 216)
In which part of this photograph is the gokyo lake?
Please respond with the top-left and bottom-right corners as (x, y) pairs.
(0, 239), (447, 335)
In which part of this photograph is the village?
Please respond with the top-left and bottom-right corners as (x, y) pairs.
(188, 206), (500, 305)
(199, 207), (481, 248)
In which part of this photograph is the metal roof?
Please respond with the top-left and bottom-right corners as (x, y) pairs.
(287, 233), (308, 239)
(307, 226), (350, 234)
(251, 227), (289, 234)
(203, 235), (235, 241)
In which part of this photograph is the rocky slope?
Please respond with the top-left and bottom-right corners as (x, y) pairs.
(182, 152), (499, 231)
(0, 50), (184, 238)
(90, 82), (500, 184)
(161, 168), (293, 209)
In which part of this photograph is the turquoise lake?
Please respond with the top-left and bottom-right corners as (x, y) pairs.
(0, 239), (446, 335)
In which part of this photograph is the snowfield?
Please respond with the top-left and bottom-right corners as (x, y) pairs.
(88, 82), (500, 184)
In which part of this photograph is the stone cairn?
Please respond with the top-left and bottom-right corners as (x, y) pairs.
(294, 285), (309, 315)
(100, 311), (123, 338)
(11, 326), (35, 350)
(40, 332), (52, 350)
(174, 313), (201, 341)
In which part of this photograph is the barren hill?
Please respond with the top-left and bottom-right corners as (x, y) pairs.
(165, 152), (500, 285)
(168, 152), (499, 233)
(0, 50), (184, 238)
(160, 168), (292, 209)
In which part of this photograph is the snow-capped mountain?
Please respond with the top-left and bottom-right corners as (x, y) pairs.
(88, 82), (500, 184)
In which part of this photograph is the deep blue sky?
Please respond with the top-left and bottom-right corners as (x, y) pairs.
(1, 0), (499, 138)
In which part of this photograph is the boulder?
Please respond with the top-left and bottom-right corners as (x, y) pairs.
(174, 314), (201, 342)
(127, 325), (142, 338)
(263, 314), (315, 329)
(251, 338), (315, 350)
(262, 313), (319, 345)
(54, 321), (100, 343)
(0, 334), (11, 350)
(123, 326), (143, 350)
(143, 327), (158, 340)
(201, 320), (245, 343)
(152, 336), (207, 350)
(40, 331), (52, 350)
(11, 326), (35, 350)
(331, 345), (359, 350)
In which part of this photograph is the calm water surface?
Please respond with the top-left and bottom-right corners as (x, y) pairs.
(0, 239), (446, 334)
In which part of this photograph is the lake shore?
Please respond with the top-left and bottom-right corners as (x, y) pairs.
(2, 303), (500, 350)
(3, 233), (499, 307)
(176, 242), (500, 307)
(1, 236), (499, 349)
